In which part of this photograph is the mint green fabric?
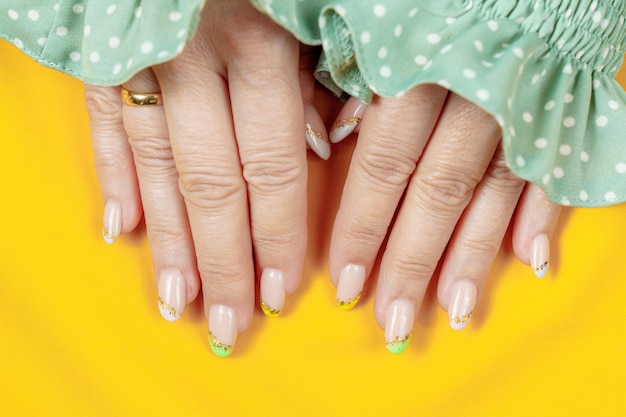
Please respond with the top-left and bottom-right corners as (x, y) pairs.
(1, 0), (625, 207)
(252, 0), (626, 208)
(0, 1), (204, 85)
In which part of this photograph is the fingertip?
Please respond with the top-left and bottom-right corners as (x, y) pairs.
(304, 104), (330, 160)
(329, 96), (367, 144)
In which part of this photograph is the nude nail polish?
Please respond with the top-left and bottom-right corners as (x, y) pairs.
(305, 122), (330, 160)
(102, 199), (121, 244)
(336, 264), (366, 310)
(329, 98), (367, 143)
(384, 299), (414, 354)
(447, 280), (477, 330)
(260, 268), (285, 317)
(531, 233), (550, 278)
(208, 305), (237, 357)
(157, 269), (186, 322)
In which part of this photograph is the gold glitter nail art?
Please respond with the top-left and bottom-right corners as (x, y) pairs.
(331, 117), (362, 131)
(385, 334), (412, 354)
(337, 293), (361, 311)
(450, 311), (473, 325)
(534, 261), (549, 274)
(158, 297), (181, 320)
(102, 227), (116, 243)
(260, 300), (281, 317)
(305, 123), (329, 143)
(209, 331), (234, 357)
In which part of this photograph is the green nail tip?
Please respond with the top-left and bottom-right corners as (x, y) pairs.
(385, 334), (412, 355)
(208, 332), (234, 357)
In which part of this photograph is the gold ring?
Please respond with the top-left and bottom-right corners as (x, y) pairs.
(121, 88), (163, 106)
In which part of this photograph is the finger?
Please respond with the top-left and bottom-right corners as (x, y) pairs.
(121, 70), (201, 322)
(329, 96), (368, 144)
(299, 45), (330, 159)
(84, 84), (142, 243)
(436, 145), (526, 330)
(512, 184), (563, 278)
(374, 94), (501, 353)
(329, 84), (449, 310)
(228, 15), (308, 317)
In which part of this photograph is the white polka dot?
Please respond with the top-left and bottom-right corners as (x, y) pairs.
(157, 51), (169, 59)
(427, 33), (441, 44)
(56, 26), (68, 37)
(176, 42), (185, 53)
(579, 190), (588, 201)
(592, 11), (602, 23)
(360, 31), (371, 44)
(487, 20), (499, 31)
(409, 8), (418, 17)
(73, 4), (84, 14)
(54, 3), (60, 11)
(13, 38), (23, 49)
(553, 167), (564, 178)
(438, 79), (450, 89)
(476, 89), (490, 101)
(580, 151), (589, 162)
(108, 36), (120, 48)
(440, 44), (452, 54)
(559, 144), (572, 155)
(605, 192), (617, 202)
(564, 93), (574, 103)
(141, 41), (154, 54)
(513, 47), (524, 58)
(523, 112), (533, 123)
(69, 51), (81, 61)
(601, 47), (610, 58)
(8, 10), (18, 20)
(377, 47), (388, 59)
(37, 37), (46, 46)
(535, 138), (548, 149)
(509, 126), (516, 137)
(106, 4), (116, 15)
(542, 174), (551, 184)
(616, 162), (626, 173)
(531, 74), (540, 84)
(596, 115), (608, 127)
(593, 79), (601, 89)
(463, 68), (476, 78)
(28, 10), (39, 21)
(561, 197), (571, 206)
(395, 90), (406, 98)
(563, 64), (573, 74)
(135, 7), (142, 18)
(322, 39), (331, 51)
(84, 25), (91, 36)
(494, 51), (504, 59)
(89, 51), (100, 63)
(379, 66), (392, 78)
(414, 55), (428, 66)
(609, 100), (619, 110)
(177, 28), (187, 39)
(394, 24), (402, 37)
(318, 16), (326, 28)
(374, 5), (386, 17)
(112, 63), (122, 75)
(563, 117), (576, 128)
(482, 61), (493, 68)
(169, 11), (182, 22)
(334, 5), (346, 16)
(544, 100), (555, 110)
(516, 155), (526, 167)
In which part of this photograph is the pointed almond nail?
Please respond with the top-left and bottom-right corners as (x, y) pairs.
(531, 233), (550, 278)
(157, 269), (186, 322)
(329, 98), (367, 143)
(384, 299), (414, 354)
(336, 264), (366, 310)
(102, 199), (121, 244)
(260, 268), (285, 317)
(208, 305), (237, 357)
(305, 122), (330, 160)
(447, 280), (477, 330)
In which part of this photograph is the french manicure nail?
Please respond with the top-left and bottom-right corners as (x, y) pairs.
(447, 280), (477, 330)
(102, 199), (121, 244)
(208, 305), (237, 357)
(384, 299), (414, 354)
(305, 122), (331, 160)
(336, 264), (366, 310)
(157, 269), (186, 322)
(531, 233), (550, 278)
(260, 268), (285, 317)
(329, 99), (367, 143)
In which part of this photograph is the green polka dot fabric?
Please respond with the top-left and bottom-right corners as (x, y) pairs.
(0, 0), (204, 85)
(251, 0), (626, 208)
(2, 1), (626, 207)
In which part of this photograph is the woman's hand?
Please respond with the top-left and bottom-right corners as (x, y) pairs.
(84, 0), (328, 356)
(328, 88), (561, 353)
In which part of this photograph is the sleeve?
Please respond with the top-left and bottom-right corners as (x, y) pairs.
(251, 0), (626, 208)
(0, 0), (205, 86)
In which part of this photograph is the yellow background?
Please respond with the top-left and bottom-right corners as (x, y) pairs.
(1, 39), (625, 416)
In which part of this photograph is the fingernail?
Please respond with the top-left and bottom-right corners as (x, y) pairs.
(157, 269), (186, 322)
(447, 280), (477, 330)
(305, 122), (331, 160)
(336, 264), (366, 310)
(208, 305), (237, 357)
(102, 199), (121, 244)
(260, 268), (285, 317)
(384, 299), (414, 354)
(329, 98), (367, 143)
(531, 233), (550, 278)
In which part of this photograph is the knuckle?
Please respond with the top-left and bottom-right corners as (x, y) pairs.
(127, 135), (175, 171)
(339, 212), (389, 249)
(147, 223), (187, 250)
(460, 236), (501, 258)
(414, 168), (478, 214)
(253, 228), (304, 257)
(94, 144), (134, 175)
(84, 86), (121, 122)
(178, 163), (244, 211)
(386, 256), (434, 289)
(484, 149), (526, 195)
(357, 144), (416, 191)
(198, 261), (247, 294)
(242, 154), (305, 196)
